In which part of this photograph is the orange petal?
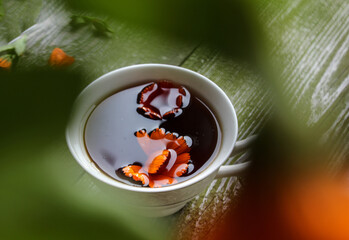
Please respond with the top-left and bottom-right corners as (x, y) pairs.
(166, 141), (179, 150)
(136, 129), (147, 138)
(149, 175), (176, 188)
(122, 165), (151, 186)
(49, 48), (75, 67)
(132, 173), (150, 186)
(165, 133), (177, 140)
(167, 163), (188, 177)
(171, 137), (190, 154)
(148, 150), (169, 174)
(0, 58), (11, 70)
(122, 165), (141, 177)
(150, 128), (165, 139)
(176, 153), (191, 164)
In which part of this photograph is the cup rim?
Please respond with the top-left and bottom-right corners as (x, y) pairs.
(66, 63), (238, 193)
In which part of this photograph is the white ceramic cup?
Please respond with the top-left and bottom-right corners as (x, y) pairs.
(66, 64), (254, 217)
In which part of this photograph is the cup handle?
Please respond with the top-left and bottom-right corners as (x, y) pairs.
(215, 135), (257, 178)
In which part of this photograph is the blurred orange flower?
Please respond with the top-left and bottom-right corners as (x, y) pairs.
(0, 57), (12, 70)
(49, 48), (75, 67)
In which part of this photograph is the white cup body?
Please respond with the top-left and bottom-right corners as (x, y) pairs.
(66, 64), (238, 217)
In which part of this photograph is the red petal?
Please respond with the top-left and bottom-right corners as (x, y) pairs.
(178, 87), (186, 96)
(137, 83), (155, 104)
(176, 95), (183, 107)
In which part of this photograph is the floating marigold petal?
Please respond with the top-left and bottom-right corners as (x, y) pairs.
(148, 150), (169, 174)
(149, 175), (176, 188)
(167, 137), (191, 154)
(49, 48), (75, 67)
(132, 173), (150, 186)
(167, 163), (188, 177)
(165, 132), (177, 140)
(136, 129), (147, 137)
(166, 141), (179, 150)
(150, 128), (166, 139)
(0, 57), (11, 70)
(176, 153), (191, 164)
(122, 165), (151, 186)
(122, 165), (142, 177)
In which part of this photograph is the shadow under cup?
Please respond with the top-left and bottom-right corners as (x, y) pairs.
(66, 64), (238, 217)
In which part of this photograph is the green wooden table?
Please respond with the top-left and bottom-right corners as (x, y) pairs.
(1, 0), (348, 239)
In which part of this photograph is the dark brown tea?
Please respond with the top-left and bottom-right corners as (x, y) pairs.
(84, 81), (221, 188)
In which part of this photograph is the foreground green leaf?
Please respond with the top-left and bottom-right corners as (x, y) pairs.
(70, 15), (113, 35)
(0, 0), (3, 21)
(0, 35), (27, 68)
(13, 35), (27, 56)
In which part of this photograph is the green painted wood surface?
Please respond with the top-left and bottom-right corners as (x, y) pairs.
(0, 0), (348, 239)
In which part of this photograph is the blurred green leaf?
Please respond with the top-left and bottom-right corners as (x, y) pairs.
(0, 0), (3, 21)
(66, 0), (262, 61)
(91, 19), (113, 34)
(0, 35), (27, 68)
(0, 43), (16, 54)
(13, 35), (27, 56)
(0, 69), (81, 138)
(70, 15), (87, 27)
(0, 68), (147, 240)
(70, 15), (113, 35)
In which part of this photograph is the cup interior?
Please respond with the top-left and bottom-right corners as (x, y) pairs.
(66, 64), (238, 192)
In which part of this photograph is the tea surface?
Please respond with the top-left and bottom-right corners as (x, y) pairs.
(84, 81), (221, 187)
